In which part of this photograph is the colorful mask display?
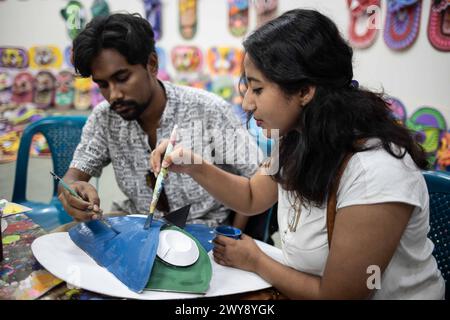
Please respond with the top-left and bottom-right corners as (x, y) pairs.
(384, 0), (423, 50)
(171, 46), (203, 73)
(60, 0), (87, 40)
(179, 0), (197, 39)
(0, 71), (12, 105)
(11, 72), (34, 105)
(144, 0), (163, 40)
(228, 0), (249, 37)
(437, 132), (450, 171)
(406, 107), (447, 167)
(55, 70), (75, 110)
(253, 0), (278, 27)
(386, 96), (407, 123)
(29, 46), (63, 69)
(0, 47), (28, 69)
(347, 0), (381, 49)
(91, 0), (110, 18)
(33, 71), (56, 109)
(73, 77), (92, 110)
(428, 0), (450, 51)
(211, 75), (235, 102)
(206, 47), (243, 76)
(64, 46), (74, 68)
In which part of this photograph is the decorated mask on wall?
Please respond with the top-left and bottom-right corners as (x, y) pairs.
(55, 70), (74, 110)
(91, 0), (110, 18)
(211, 75), (235, 102)
(406, 107), (447, 167)
(206, 47), (243, 76)
(34, 70), (56, 109)
(0, 47), (28, 68)
(61, 0), (87, 40)
(74, 77), (92, 110)
(171, 46), (203, 73)
(29, 46), (63, 69)
(11, 72), (34, 105)
(0, 71), (12, 105)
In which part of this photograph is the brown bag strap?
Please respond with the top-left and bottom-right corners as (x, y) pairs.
(326, 154), (354, 248)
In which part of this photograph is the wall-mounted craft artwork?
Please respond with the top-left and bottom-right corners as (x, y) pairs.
(384, 0), (422, 50)
(347, 0), (381, 49)
(406, 106), (447, 167)
(171, 45), (203, 73)
(206, 46), (243, 76)
(29, 46), (63, 70)
(0, 47), (28, 69)
(33, 70), (56, 109)
(11, 72), (34, 105)
(55, 70), (74, 111)
(60, 0), (87, 40)
(253, 0), (278, 27)
(427, 0), (450, 51)
(228, 0), (249, 37)
(144, 0), (163, 41)
(179, 0), (197, 40)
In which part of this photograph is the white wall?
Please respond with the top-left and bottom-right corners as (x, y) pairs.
(0, 0), (448, 121)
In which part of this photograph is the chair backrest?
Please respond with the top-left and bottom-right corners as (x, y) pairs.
(12, 116), (87, 203)
(423, 170), (450, 287)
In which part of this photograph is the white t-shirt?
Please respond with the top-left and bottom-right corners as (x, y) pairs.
(277, 142), (445, 299)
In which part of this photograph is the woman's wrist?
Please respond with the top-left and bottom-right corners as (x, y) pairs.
(251, 247), (266, 274)
(185, 154), (209, 177)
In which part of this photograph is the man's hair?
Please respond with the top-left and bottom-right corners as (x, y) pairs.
(73, 13), (156, 77)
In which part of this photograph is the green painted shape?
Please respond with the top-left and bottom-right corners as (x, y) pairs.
(145, 225), (212, 294)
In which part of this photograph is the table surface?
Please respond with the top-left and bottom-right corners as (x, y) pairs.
(1, 214), (278, 300)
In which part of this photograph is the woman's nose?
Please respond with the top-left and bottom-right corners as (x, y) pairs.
(242, 93), (256, 113)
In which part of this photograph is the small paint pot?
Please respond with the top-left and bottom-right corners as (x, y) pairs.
(214, 226), (242, 240)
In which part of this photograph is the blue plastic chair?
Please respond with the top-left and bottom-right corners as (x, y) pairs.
(423, 170), (450, 299)
(12, 116), (87, 231)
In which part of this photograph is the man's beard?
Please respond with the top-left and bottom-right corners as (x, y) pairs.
(110, 99), (150, 121)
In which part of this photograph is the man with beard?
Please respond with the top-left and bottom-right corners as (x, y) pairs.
(57, 13), (261, 228)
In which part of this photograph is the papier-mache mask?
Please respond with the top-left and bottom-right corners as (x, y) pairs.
(34, 70), (56, 109)
(55, 70), (74, 110)
(61, 0), (87, 40)
(11, 72), (34, 105)
(0, 47), (29, 68)
(74, 77), (92, 110)
(29, 46), (63, 69)
(0, 71), (12, 105)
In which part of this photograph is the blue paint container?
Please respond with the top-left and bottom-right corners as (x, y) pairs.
(214, 226), (242, 240)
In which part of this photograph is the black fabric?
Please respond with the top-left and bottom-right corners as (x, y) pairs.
(242, 203), (278, 244)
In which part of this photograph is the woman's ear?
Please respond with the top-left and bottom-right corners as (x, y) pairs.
(147, 52), (159, 76)
(299, 86), (316, 106)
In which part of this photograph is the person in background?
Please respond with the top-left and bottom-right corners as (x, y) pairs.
(151, 9), (445, 299)
(58, 13), (261, 229)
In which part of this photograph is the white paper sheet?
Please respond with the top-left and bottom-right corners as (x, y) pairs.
(31, 232), (284, 300)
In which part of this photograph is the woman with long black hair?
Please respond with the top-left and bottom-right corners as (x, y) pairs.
(150, 9), (445, 299)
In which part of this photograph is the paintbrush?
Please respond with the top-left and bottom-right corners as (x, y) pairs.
(144, 125), (178, 230)
(50, 171), (119, 233)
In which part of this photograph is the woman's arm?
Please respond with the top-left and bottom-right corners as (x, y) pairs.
(214, 202), (413, 299)
(150, 139), (278, 215)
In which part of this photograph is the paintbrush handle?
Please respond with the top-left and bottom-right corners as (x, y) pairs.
(148, 125), (178, 214)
